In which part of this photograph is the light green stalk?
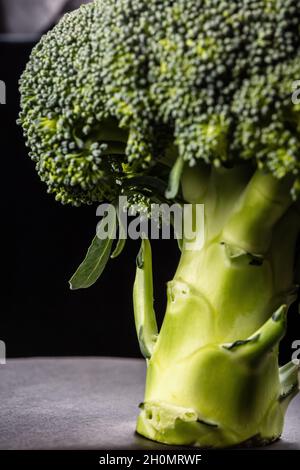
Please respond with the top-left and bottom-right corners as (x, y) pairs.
(133, 239), (158, 359)
(134, 165), (300, 447)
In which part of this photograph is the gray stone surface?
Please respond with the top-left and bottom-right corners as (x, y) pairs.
(0, 357), (299, 450)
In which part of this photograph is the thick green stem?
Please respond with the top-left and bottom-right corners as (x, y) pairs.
(136, 165), (300, 448)
(222, 170), (293, 255)
(279, 361), (300, 413)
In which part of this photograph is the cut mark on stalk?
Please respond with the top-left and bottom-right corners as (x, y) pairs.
(136, 248), (144, 269)
(222, 334), (260, 351)
(272, 307), (285, 322)
(279, 383), (299, 402)
(221, 242), (264, 266)
(196, 418), (219, 428)
(249, 257), (263, 266)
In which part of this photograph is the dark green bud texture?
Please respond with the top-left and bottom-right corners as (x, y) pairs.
(19, 0), (300, 206)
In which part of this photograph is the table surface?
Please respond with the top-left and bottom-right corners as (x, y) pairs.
(0, 357), (299, 450)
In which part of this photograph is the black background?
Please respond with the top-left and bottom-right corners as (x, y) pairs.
(0, 39), (299, 362)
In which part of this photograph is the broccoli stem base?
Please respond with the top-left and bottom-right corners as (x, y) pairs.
(136, 297), (294, 447)
(135, 165), (300, 447)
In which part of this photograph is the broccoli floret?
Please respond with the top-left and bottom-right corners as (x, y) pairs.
(19, 1), (171, 207)
(19, 0), (300, 449)
(19, 3), (116, 205)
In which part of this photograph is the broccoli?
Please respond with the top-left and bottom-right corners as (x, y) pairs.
(19, 0), (300, 447)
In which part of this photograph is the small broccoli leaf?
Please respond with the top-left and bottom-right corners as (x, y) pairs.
(111, 236), (126, 259)
(111, 207), (127, 259)
(69, 216), (116, 290)
(166, 155), (184, 199)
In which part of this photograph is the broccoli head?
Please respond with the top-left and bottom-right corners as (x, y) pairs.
(19, 0), (300, 205)
(19, 0), (300, 448)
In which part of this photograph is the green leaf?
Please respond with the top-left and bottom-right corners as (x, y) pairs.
(69, 216), (116, 290)
(111, 206), (127, 259)
(111, 236), (126, 259)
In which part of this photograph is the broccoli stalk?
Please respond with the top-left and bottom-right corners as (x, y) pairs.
(19, 0), (300, 448)
(136, 165), (299, 446)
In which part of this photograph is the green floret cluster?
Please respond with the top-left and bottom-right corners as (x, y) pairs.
(19, 0), (300, 206)
(19, 3), (124, 206)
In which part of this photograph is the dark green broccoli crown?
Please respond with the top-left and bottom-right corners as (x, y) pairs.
(19, 0), (300, 205)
